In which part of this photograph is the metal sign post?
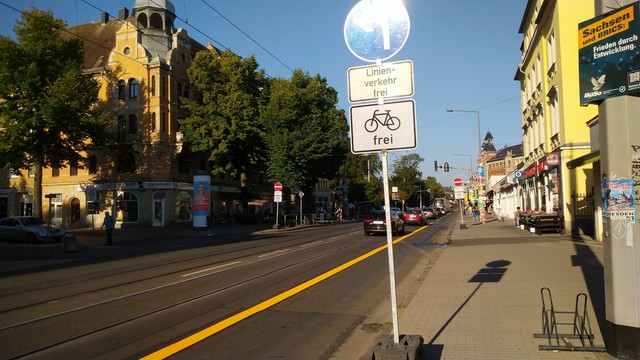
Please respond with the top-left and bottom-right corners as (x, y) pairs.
(381, 149), (400, 343)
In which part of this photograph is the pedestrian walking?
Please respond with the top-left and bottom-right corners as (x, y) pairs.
(335, 206), (343, 223)
(514, 207), (522, 227)
(101, 211), (115, 245)
(207, 214), (215, 236)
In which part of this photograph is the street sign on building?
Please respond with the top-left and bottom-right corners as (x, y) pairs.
(350, 99), (417, 153)
(348, 60), (414, 103)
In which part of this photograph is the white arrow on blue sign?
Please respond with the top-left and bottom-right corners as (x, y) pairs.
(344, 0), (410, 62)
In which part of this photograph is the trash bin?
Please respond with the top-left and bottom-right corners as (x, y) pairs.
(63, 233), (77, 252)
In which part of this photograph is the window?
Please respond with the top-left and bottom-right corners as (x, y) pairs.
(28, 164), (35, 177)
(151, 112), (157, 132)
(178, 154), (190, 174)
(115, 191), (139, 222)
(117, 80), (126, 100)
(117, 152), (136, 173)
(549, 92), (560, 137)
(128, 114), (137, 135)
(151, 75), (156, 96)
(70, 159), (78, 176)
(161, 76), (167, 98)
(161, 112), (168, 134)
(52, 167), (59, 177)
(117, 116), (126, 142)
(88, 155), (97, 175)
(129, 78), (139, 99)
(177, 82), (183, 98)
(184, 85), (190, 100)
(547, 30), (556, 71)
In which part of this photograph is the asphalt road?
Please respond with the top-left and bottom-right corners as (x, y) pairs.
(0, 215), (454, 360)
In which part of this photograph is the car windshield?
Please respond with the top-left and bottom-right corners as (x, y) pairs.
(368, 212), (386, 220)
(21, 217), (45, 226)
(406, 209), (421, 214)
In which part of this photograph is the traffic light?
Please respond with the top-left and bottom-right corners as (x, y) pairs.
(444, 162), (450, 172)
(434, 160), (438, 172)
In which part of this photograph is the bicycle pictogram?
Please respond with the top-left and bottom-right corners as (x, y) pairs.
(364, 109), (401, 133)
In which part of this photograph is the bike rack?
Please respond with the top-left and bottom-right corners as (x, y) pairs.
(533, 287), (606, 352)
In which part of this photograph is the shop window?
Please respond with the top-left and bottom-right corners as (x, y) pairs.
(116, 191), (139, 222)
(176, 191), (192, 221)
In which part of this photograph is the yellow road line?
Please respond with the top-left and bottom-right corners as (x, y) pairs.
(140, 226), (427, 360)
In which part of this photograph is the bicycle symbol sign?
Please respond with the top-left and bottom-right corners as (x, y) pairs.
(365, 109), (400, 132)
(350, 99), (416, 154)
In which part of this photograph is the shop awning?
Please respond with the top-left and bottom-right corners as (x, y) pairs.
(566, 150), (600, 169)
(248, 199), (269, 206)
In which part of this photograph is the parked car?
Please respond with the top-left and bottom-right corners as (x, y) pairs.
(0, 216), (65, 243)
(421, 207), (438, 220)
(363, 210), (405, 236)
(403, 208), (425, 226)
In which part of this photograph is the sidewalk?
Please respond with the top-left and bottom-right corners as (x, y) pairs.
(397, 213), (613, 359)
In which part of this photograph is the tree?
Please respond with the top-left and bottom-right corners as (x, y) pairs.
(180, 49), (268, 191)
(339, 152), (381, 203)
(261, 70), (348, 193)
(0, 9), (108, 218)
(391, 153), (423, 184)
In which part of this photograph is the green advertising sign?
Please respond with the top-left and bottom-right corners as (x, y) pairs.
(578, 2), (640, 105)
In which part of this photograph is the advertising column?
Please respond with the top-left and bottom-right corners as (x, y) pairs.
(582, 2), (640, 357)
(193, 171), (211, 230)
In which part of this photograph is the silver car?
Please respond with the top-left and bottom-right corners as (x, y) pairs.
(0, 216), (65, 243)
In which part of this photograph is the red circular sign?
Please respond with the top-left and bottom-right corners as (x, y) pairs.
(453, 177), (463, 187)
(274, 182), (283, 191)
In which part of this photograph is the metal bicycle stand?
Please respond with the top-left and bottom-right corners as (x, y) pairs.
(533, 287), (606, 352)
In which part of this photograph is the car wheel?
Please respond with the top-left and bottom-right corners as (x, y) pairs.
(25, 233), (37, 243)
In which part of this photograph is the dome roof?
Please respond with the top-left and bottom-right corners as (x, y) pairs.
(133, 0), (175, 14)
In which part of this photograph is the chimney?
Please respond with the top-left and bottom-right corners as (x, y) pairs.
(118, 8), (129, 20)
(101, 12), (109, 24)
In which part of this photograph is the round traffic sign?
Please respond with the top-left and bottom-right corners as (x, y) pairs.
(344, 0), (410, 62)
(453, 177), (463, 187)
(274, 182), (283, 191)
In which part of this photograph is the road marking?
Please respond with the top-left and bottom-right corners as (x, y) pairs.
(300, 241), (323, 248)
(258, 249), (291, 258)
(140, 227), (426, 360)
(181, 261), (241, 277)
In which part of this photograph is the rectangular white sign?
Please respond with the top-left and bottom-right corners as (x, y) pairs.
(454, 187), (465, 200)
(347, 60), (414, 103)
(350, 99), (417, 154)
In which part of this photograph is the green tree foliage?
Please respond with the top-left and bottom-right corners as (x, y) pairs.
(0, 9), (108, 217)
(390, 153), (423, 184)
(180, 49), (268, 189)
(261, 70), (348, 191)
(339, 152), (381, 203)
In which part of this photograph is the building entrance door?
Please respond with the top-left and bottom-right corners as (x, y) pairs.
(152, 191), (165, 227)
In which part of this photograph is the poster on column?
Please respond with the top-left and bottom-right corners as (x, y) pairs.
(602, 179), (636, 223)
(193, 174), (211, 228)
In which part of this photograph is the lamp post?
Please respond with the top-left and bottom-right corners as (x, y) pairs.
(446, 109), (481, 156)
(414, 185), (423, 208)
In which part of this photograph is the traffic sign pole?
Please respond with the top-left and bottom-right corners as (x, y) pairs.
(381, 150), (400, 344)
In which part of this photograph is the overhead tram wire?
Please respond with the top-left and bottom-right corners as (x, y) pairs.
(198, 0), (295, 74)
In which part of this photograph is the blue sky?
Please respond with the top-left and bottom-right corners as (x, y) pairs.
(0, 0), (527, 187)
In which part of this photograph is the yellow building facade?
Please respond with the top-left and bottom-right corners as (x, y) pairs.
(515, 0), (599, 235)
(1, 1), (255, 228)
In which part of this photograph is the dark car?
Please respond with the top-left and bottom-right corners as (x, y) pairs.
(403, 208), (425, 226)
(434, 207), (446, 216)
(0, 216), (65, 243)
(421, 207), (438, 220)
(363, 210), (405, 236)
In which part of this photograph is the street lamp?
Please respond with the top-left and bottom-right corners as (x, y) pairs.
(446, 109), (481, 156)
(413, 185), (423, 208)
